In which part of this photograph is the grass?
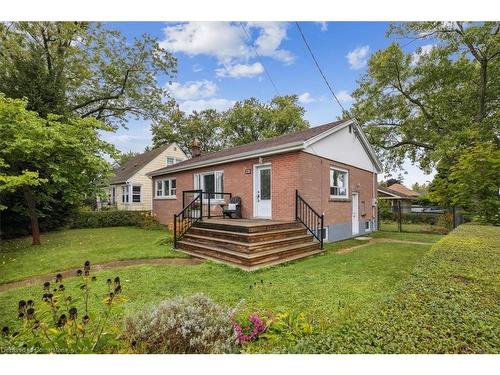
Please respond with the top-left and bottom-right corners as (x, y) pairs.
(0, 227), (184, 284)
(378, 221), (448, 234)
(294, 224), (500, 353)
(368, 230), (444, 243)
(0, 238), (429, 336)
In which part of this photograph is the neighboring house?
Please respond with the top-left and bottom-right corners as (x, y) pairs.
(105, 143), (187, 211)
(148, 119), (382, 242)
(377, 184), (419, 213)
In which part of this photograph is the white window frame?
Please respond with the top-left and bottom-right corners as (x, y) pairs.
(121, 185), (129, 203)
(166, 156), (175, 166)
(155, 178), (177, 199)
(329, 167), (349, 198)
(194, 171), (224, 203)
(131, 184), (142, 204)
(166, 157), (184, 166)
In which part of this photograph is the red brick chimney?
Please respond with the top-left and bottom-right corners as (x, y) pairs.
(191, 139), (201, 158)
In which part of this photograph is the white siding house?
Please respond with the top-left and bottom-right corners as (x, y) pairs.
(106, 143), (187, 211)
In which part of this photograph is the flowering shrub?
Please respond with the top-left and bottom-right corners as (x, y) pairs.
(122, 294), (239, 354)
(0, 261), (127, 353)
(232, 313), (268, 344)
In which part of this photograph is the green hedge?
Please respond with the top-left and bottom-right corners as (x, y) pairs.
(68, 210), (161, 230)
(291, 224), (500, 353)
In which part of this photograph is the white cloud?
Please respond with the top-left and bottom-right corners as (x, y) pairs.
(215, 62), (264, 78)
(167, 80), (217, 101)
(192, 63), (203, 72)
(249, 22), (295, 65)
(160, 22), (249, 64)
(346, 45), (370, 70)
(179, 98), (236, 113)
(160, 22), (294, 75)
(298, 92), (316, 104)
(316, 22), (328, 32)
(336, 90), (354, 104)
(411, 44), (436, 64)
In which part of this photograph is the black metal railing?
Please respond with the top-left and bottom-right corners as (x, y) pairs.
(182, 190), (233, 219)
(295, 190), (324, 249)
(173, 190), (203, 248)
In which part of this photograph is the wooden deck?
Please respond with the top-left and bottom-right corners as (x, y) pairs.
(176, 218), (323, 271)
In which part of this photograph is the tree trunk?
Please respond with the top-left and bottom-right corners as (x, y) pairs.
(23, 186), (41, 245)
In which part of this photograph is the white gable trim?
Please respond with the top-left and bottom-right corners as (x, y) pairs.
(305, 120), (382, 173)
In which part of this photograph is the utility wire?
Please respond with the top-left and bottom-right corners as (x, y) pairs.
(240, 23), (280, 96)
(295, 22), (355, 123)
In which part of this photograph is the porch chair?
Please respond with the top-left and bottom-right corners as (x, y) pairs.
(222, 196), (242, 219)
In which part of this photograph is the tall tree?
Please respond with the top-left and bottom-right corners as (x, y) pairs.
(223, 96), (309, 146)
(152, 107), (227, 155)
(151, 95), (309, 155)
(351, 22), (499, 221)
(0, 95), (117, 244)
(0, 22), (177, 126)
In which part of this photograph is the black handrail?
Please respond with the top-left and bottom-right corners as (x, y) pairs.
(173, 189), (203, 248)
(182, 190), (232, 219)
(295, 190), (324, 249)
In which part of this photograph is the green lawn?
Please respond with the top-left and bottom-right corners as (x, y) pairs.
(0, 238), (429, 335)
(378, 221), (448, 234)
(369, 230), (444, 243)
(0, 227), (184, 283)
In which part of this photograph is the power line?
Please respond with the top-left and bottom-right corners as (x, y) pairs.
(240, 23), (280, 96)
(295, 22), (353, 121)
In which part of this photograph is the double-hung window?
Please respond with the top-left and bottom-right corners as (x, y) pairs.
(132, 185), (142, 203)
(121, 186), (129, 203)
(166, 157), (184, 166)
(330, 167), (348, 198)
(194, 171), (224, 201)
(155, 178), (176, 198)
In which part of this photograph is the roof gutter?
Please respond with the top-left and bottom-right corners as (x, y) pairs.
(147, 141), (305, 177)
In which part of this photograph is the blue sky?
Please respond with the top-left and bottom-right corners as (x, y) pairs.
(104, 21), (435, 185)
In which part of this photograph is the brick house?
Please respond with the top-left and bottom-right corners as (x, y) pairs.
(148, 119), (382, 243)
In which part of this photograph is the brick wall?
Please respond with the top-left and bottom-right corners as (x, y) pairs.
(152, 152), (301, 225)
(296, 151), (377, 227)
(152, 150), (376, 228)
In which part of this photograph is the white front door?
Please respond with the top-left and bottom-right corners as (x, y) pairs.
(352, 192), (359, 235)
(254, 165), (272, 218)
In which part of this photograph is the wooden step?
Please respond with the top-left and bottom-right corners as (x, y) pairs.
(182, 233), (314, 253)
(177, 239), (321, 268)
(193, 220), (301, 233)
(188, 226), (307, 243)
(178, 242), (324, 271)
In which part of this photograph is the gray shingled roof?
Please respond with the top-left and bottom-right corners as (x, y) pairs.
(149, 120), (347, 177)
(110, 143), (172, 184)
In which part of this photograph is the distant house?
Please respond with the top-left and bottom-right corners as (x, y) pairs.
(377, 183), (419, 213)
(104, 144), (187, 211)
